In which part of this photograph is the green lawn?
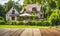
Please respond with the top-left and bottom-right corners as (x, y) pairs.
(0, 25), (57, 28)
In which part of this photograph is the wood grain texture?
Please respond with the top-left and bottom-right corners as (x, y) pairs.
(0, 28), (60, 36)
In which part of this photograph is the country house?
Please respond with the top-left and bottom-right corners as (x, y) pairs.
(6, 4), (44, 21)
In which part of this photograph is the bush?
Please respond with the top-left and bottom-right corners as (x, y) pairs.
(36, 22), (42, 26)
(36, 22), (50, 26)
(0, 22), (5, 25)
(18, 21), (24, 25)
(5, 21), (12, 25)
(28, 22), (36, 26)
(0, 17), (5, 25)
(4, 21), (50, 26)
(51, 19), (60, 26)
(28, 21), (50, 26)
(30, 16), (38, 19)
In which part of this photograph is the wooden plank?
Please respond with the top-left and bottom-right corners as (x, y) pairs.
(10, 29), (25, 36)
(40, 28), (51, 36)
(20, 28), (33, 36)
(0, 29), (10, 36)
(33, 28), (41, 36)
(1, 28), (19, 36)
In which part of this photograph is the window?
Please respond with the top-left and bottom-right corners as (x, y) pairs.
(38, 14), (43, 19)
(12, 10), (15, 14)
(24, 8), (26, 11)
(23, 8), (26, 13)
(41, 6), (42, 12)
(13, 8), (14, 9)
(32, 7), (37, 12)
(11, 17), (15, 20)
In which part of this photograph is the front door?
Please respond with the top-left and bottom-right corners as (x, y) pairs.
(11, 17), (15, 21)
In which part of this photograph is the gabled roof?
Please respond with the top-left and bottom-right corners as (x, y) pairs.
(6, 6), (20, 15)
(20, 4), (42, 13)
(20, 13), (31, 16)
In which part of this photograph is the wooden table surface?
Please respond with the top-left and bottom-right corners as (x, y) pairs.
(0, 28), (60, 36)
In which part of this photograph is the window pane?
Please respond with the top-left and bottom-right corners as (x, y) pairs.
(12, 17), (15, 20)
(32, 7), (37, 12)
(12, 10), (15, 14)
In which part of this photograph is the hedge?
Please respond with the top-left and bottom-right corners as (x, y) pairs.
(0, 20), (57, 26)
(28, 21), (50, 26)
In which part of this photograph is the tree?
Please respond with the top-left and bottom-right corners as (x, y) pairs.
(0, 5), (5, 17)
(4, 0), (15, 12)
(23, 0), (44, 6)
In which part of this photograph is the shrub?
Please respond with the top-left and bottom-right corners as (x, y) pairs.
(30, 16), (38, 19)
(28, 21), (50, 26)
(36, 22), (42, 26)
(4, 21), (50, 26)
(0, 22), (5, 25)
(51, 19), (60, 26)
(5, 21), (12, 25)
(18, 21), (24, 25)
(0, 17), (5, 25)
(37, 22), (50, 26)
(28, 21), (36, 26)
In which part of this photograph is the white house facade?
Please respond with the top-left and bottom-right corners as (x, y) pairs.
(6, 7), (19, 21)
(6, 4), (44, 21)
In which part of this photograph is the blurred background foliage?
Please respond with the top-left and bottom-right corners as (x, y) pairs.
(0, 0), (60, 26)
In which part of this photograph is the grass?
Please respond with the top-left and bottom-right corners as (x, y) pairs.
(0, 25), (57, 28)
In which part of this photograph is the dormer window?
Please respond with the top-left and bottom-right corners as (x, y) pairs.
(23, 8), (26, 13)
(24, 8), (26, 11)
(12, 17), (15, 20)
(13, 7), (14, 9)
(12, 10), (15, 14)
(32, 7), (37, 12)
(41, 6), (42, 10)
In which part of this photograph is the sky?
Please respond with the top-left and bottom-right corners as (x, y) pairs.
(0, 0), (24, 5)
